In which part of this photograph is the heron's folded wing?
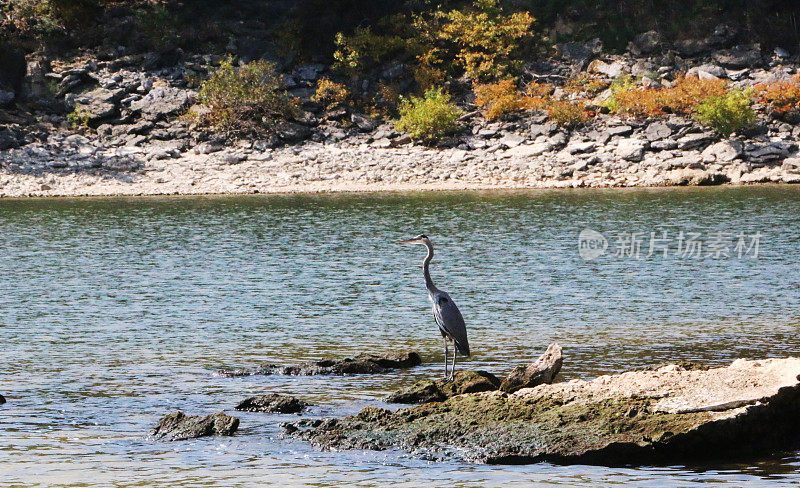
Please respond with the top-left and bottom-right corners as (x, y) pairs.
(433, 293), (470, 356)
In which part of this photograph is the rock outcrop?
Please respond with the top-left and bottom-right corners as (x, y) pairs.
(386, 370), (501, 404)
(219, 351), (422, 377)
(151, 411), (239, 441)
(387, 344), (562, 403)
(235, 394), (309, 414)
(296, 357), (800, 465)
(499, 343), (563, 393)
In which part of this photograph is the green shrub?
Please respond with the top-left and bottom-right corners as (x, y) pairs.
(547, 100), (589, 128)
(67, 106), (91, 128)
(694, 89), (755, 136)
(428, 0), (536, 81)
(395, 88), (462, 141)
(194, 58), (297, 136)
(331, 0), (536, 81)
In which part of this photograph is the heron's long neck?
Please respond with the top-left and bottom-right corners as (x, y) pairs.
(423, 242), (437, 294)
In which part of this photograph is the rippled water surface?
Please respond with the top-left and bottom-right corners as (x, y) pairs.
(2, 186), (800, 487)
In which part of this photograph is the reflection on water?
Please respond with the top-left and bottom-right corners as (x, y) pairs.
(1, 186), (800, 487)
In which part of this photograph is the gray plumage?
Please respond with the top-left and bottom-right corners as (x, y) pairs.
(400, 234), (469, 379)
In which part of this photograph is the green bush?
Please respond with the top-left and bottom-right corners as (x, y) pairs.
(194, 58), (298, 136)
(395, 88), (462, 141)
(546, 100), (589, 128)
(67, 106), (91, 128)
(694, 89), (755, 137)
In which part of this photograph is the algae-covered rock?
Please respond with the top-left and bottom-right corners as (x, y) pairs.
(298, 357), (800, 465)
(236, 394), (309, 414)
(386, 370), (500, 404)
(220, 351), (422, 377)
(151, 411), (239, 441)
(499, 343), (563, 393)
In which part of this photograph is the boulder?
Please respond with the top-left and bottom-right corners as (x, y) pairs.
(701, 140), (744, 162)
(677, 132), (715, 150)
(713, 45), (763, 69)
(615, 138), (646, 162)
(643, 122), (673, 141)
(0, 89), (14, 107)
(351, 113), (377, 132)
(500, 343), (563, 394)
(587, 60), (626, 79)
(130, 87), (193, 121)
(219, 351), (422, 377)
(782, 157), (800, 173)
(386, 370), (501, 404)
(236, 394), (309, 414)
(73, 88), (124, 125)
(151, 411), (239, 441)
(0, 129), (19, 150)
(745, 142), (793, 164)
(297, 357), (800, 465)
(628, 31), (663, 55)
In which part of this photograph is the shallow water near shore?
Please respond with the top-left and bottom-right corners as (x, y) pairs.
(2, 186), (800, 487)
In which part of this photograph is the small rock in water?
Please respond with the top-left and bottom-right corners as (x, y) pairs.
(219, 351), (422, 377)
(0, 393), (5, 404)
(235, 394), (309, 414)
(150, 411), (239, 441)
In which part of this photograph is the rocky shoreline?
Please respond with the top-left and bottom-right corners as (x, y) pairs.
(2, 28), (800, 198)
(294, 357), (800, 465)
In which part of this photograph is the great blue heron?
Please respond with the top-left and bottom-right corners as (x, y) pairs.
(399, 234), (470, 380)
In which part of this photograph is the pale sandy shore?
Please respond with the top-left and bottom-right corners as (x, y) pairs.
(2, 137), (799, 199)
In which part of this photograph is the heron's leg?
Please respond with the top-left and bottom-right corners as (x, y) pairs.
(443, 341), (449, 379)
(451, 345), (457, 379)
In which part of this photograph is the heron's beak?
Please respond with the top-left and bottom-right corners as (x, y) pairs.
(398, 238), (419, 244)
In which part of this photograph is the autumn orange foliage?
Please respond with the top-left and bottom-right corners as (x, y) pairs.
(474, 79), (552, 119)
(757, 74), (800, 114)
(607, 76), (728, 116)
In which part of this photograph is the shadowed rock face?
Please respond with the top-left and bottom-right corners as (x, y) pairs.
(236, 394), (309, 414)
(295, 358), (800, 465)
(219, 351), (422, 377)
(386, 371), (501, 404)
(151, 411), (239, 441)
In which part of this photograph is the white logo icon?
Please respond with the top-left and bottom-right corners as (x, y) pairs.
(578, 228), (608, 261)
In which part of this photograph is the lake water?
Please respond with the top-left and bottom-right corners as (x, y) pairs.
(2, 186), (800, 487)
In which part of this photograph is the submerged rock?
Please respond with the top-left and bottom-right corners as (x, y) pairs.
(499, 343), (563, 393)
(219, 351), (422, 377)
(151, 411), (239, 441)
(235, 394), (309, 414)
(386, 370), (501, 404)
(297, 357), (800, 465)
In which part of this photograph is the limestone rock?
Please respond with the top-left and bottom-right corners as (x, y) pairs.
(713, 45), (763, 68)
(500, 343), (563, 394)
(236, 394), (309, 413)
(628, 31), (663, 55)
(219, 351), (422, 377)
(615, 138), (646, 162)
(701, 140), (744, 162)
(386, 370), (501, 404)
(298, 357), (800, 465)
(130, 87), (193, 121)
(151, 411), (239, 441)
